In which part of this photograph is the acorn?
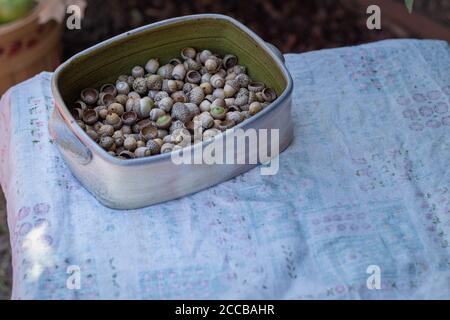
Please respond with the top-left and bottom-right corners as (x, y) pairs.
(82, 109), (98, 125)
(133, 77), (148, 95)
(81, 88), (99, 105)
(135, 147), (152, 158)
(97, 124), (115, 137)
(171, 103), (192, 123)
(156, 115), (172, 130)
(186, 70), (201, 84)
(99, 92), (116, 107)
(210, 106), (227, 120)
(121, 111), (138, 126)
(145, 58), (160, 74)
(222, 54), (238, 69)
(124, 136), (138, 152)
(188, 86), (205, 105)
(181, 47), (197, 60)
(140, 125), (158, 141)
(261, 87), (277, 102)
(157, 64), (174, 79)
(99, 136), (114, 150)
(203, 128), (222, 141)
(100, 84), (118, 97)
(149, 108), (166, 121)
(105, 112), (122, 130)
(131, 66), (145, 78)
(108, 103), (125, 116)
(146, 139), (161, 155)
(116, 81), (130, 95)
(146, 74), (163, 91)
(172, 63), (187, 81)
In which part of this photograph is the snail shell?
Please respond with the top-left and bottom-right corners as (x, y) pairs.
(171, 91), (188, 103)
(249, 102), (262, 115)
(181, 47), (197, 60)
(210, 106), (227, 120)
(134, 147), (152, 158)
(146, 139), (161, 155)
(195, 111), (214, 129)
(235, 88), (249, 106)
(81, 88), (99, 105)
(171, 128), (191, 146)
(154, 91), (169, 102)
(118, 150), (135, 159)
(199, 49), (212, 64)
(169, 120), (186, 133)
(157, 64), (174, 79)
(225, 98), (235, 107)
(146, 74), (163, 91)
(162, 79), (179, 93)
(157, 97), (174, 112)
(205, 57), (221, 73)
(199, 100), (211, 112)
(200, 82), (213, 95)
(212, 88), (225, 100)
(222, 54), (238, 69)
(149, 108), (166, 121)
(248, 81), (265, 92)
(213, 119), (235, 131)
(236, 73), (251, 87)
(210, 74), (225, 89)
(156, 115), (172, 130)
(183, 58), (201, 71)
(262, 87), (277, 102)
(132, 77), (148, 95)
(145, 58), (160, 74)
(188, 86), (205, 105)
(211, 98), (226, 109)
(226, 111), (244, 124)
(186, 70), (201, 84)
(185, 103), (200, 117)
(161, 143), (177, 154)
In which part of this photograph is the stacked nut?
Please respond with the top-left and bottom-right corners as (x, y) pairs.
(70, 47), (278, 159)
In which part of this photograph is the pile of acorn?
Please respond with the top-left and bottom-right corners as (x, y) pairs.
(70, 47), (278, 159)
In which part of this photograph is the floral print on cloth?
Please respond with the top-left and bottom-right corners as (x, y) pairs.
(0, 39), (449, 299)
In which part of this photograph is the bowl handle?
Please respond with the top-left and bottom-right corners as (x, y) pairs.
(48, 109), (92, 165)
(266, 42), (285, 64)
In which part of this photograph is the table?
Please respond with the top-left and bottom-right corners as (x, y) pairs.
(1, 39), (449, 299)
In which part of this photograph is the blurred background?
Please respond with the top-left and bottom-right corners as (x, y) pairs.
(0, 0), (449, 299)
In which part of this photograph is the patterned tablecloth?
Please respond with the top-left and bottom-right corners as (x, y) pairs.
(0, 39), (449, 300)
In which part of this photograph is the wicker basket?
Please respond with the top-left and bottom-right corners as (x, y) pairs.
(0, 2), (62, 95)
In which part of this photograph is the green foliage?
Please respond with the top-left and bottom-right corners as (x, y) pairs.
(404, 0), (414, 14)
(0, 0), (34, 24)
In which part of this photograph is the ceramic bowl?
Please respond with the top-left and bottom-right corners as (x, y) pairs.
(49, 14), (294, 209)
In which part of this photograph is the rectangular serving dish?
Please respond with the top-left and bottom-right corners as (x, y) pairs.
(49, 14), (294, 209)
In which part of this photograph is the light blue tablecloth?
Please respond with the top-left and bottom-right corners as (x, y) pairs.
(1, 39), (449, 299)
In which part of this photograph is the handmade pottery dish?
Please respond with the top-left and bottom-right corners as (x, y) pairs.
(49, 14), (294, 209)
